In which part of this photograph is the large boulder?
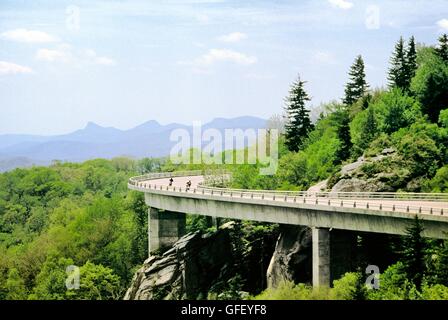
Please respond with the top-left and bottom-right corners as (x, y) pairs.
(331, 177), (391, 192)
(265, 150), (402, 289)
(124, 227), (232, 300)
(329, 148), (410, 192)
(266, 225), (312, 288)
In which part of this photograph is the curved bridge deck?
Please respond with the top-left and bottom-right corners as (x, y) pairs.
(129, 171), (448, 239)
(129, 171), (448, 287)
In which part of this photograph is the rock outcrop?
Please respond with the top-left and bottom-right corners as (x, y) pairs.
(330, 148), (404, 192)
(266, 225), (312, 288)
(126, 149), (408, 296)
(124, 226), (232, 300)
(266, 149), (401, 288)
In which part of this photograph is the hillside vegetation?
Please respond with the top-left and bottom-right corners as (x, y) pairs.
(0, 35), (447, 300)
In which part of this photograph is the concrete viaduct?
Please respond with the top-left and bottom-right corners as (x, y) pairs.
(128, 170), (448, 288)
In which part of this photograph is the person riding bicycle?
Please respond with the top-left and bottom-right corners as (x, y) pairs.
(169, 177), (174, 186)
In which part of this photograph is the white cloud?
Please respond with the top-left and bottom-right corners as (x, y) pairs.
(178, 49), (257, 74)
(196, 49), (257, 66)
(0, 61), (33, 75)
(95, 56), (116, 66)
(35, 46), (116, 66)
(437, 18), (448, 30)
(313, 51), (337, 64)
(83, 49), (116, 66)
(84, 49), (97, 58)
(328, 0), (353, 10)
(1, 29), (57, 43)
(36, 48), (70, 62)
(218, 32), (248, 43)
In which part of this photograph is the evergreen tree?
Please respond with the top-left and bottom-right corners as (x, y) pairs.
(435, 240), (448, 286)
(435, 34), (448, 62)
(388, 37), (408, 90)
(353, 270), (368, 300)
(5, 268), (27, 300)
(335, 108), (352, 162)
(129, 192), (148, 263)
(343, 55), (368, 106)
(284, 76), (313, 152)
(401, 216), (428, 291)
(411, 43), (448, 122)
(359, 107), (377, 150)
(405, 36), (418, 83)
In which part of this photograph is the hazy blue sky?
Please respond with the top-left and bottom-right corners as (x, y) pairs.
(1, 0), (447, 135)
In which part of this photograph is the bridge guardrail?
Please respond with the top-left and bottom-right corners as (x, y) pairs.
(198, 185), (448, 202)
(128, 172), (448, 216)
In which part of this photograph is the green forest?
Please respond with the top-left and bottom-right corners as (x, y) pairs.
(1, 34), (448, 300)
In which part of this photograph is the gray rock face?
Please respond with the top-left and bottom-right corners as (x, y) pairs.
(266, 225), (312, 288)
(331, 148), (399, 192)
(307, 179), (328, 192)
(340, 156), (366, 176)
(331, 177), (391, 192)
(265, 149), (401, 289)
(124, 228), (232, 300)
(339, 152), (390, 177)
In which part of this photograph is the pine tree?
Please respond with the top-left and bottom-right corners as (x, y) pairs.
(284, 76), (313, 152)
(353, 270), (367, 300)
(359, 107), (377, 151)
(401, 216), (428, 291)
(388, 37), (408, 90)
(343, 55), (369, 106)
(405, 36), (418, 84)
(335, 108), (352, 162)
(435, 33), (448, 62)
(435, 240), (448, 286)
(5, 268), (27, 300)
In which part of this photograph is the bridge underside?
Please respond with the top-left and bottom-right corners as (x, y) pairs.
(143, 191), (447, 288)
(147, 207), (359, 287)
(144, 192), (448, 239)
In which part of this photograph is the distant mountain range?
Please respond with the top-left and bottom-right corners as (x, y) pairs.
(0, 116), (267, 172)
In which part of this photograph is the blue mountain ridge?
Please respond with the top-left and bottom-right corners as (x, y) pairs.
(0, 116), (267, 171)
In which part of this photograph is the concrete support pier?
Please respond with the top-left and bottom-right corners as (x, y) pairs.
(148, 207), (186, 254)
(205, 216), (220, 229)
(312, 227), (330, 288)
(330, 230), (357, 283)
